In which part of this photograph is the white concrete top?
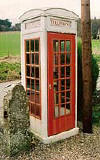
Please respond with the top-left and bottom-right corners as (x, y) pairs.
(19, 8), (79, 23)
(20, 8), (78, 34)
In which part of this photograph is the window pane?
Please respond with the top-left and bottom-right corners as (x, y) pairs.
(26, 40), (29, 52)
(53, 67), (58, 79)
(61, 67), (65, 78)
(61, 80), (65, 90)
(36, 80), (39, 91)
(31, 54), (34, 64)
(66, 53), (70, 64)
(31, 103), (35, 115)
(26, 66), (30, 77)
(35, 40), (39, 52)
(31, 91), (35, 102)
(60, 40), (65, 52)
(54, 54), (58, 65)
(61, 54), (65, 65)
(66, 91), (70, 102)
(53, 81), (59, 91)
(66, 66), (70, 77)
(26, 54), (30, 64)
(35, 105), (40, 116)
(66, 103), (70, 114)
(53, 40), (59, 52)
(35, 53), (39, 65)
(31, 40), (34, 52)
(61, 92), (65, 103)
(66, 79), (70, 89)
(35, 67), (39, 78)
(60, 104), (65, 116)
(31, 79), (35, 90)
(55, 106), (59, 118)
(66, 41), (70, 52)
(35, 93), (40, 103)
(31, 67), (35, 77)
(27, 78), (30, 88)
(26, 90), (30, 98)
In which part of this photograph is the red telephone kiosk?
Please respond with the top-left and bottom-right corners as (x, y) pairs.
(20, 8), (79, 143)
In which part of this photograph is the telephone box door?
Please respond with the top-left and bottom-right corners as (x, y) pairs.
(48, 32), (76, 136)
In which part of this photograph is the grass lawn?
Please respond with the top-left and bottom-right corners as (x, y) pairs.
(0, 31), (21, 57)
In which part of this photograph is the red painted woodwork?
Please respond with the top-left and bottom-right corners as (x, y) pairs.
(48, 32), (76, 136)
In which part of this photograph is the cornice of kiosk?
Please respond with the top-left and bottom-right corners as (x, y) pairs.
(19, 8), (79, 23)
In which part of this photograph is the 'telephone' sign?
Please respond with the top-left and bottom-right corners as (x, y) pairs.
(50, 18), (71, 27)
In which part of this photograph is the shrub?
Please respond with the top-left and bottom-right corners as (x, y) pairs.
(77, 40), (99, 121)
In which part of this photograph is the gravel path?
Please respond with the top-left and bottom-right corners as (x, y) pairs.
(0, 126), (100, 160)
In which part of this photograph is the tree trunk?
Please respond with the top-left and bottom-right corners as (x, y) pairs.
(81, 0), (92, 133)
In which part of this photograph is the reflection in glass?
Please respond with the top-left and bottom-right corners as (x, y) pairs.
(32, 54), (34, 64)
(26, 90), (30, 97)
(61, 92), (65, 103)
(31, 67), (34, 77)
(66, 91), (70, 102)
(53, 81), (59, 91)
(31, 40), (34, 52)
(36, 105), (40, 116)
(53, 67), (58, 79)
(54, 93), (59, 105)
(31, 90), (35, 101)
(61, 54), (65, 65)
(36, 80), (39, 91)
(53, 40), (59, 52)
(31, 103), (35, 115)
(27, 78), (30, 88)
(27, 66), (30, 77)
(60, 104), (65, 116)
(66, 66), (70, 77)
(35, 93), (40, 103)
(60, 40), (65, 52)
(31, 79), (35, 90)
(26, 40), (29, 52)
(61, 80), (65, 90)
(35, 40), (39, 52)
(66, 41), (70, 52)
(35, 67), (39, 78)
(54, 54), (58, 65)
(66, 79), (70, 89)
(66, 53), (70, 64)
(26, 54), (30, 64)
(35, 53), (39, 65)
(55, 106), (59, 118)
(61, 67), (65, 78)
(66, 103), (70, 114)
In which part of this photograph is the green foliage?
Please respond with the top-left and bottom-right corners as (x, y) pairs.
(77, 18), (100, 39)
(77, 40), (99, 121)
(0, 19), (12, 31)
(0, 32), (20, 57)
(0, 62), (21, 82)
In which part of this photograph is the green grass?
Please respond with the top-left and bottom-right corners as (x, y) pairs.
(0, 62), (21, 82)
(92, 39), (100, 53)
(0, 31), (21, 57)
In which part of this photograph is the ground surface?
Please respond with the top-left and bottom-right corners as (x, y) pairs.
(0, 125), (100, 160)
(0, 77), (100, 159)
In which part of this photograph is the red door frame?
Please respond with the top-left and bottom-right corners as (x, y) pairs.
(48, 32), (76, 136)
